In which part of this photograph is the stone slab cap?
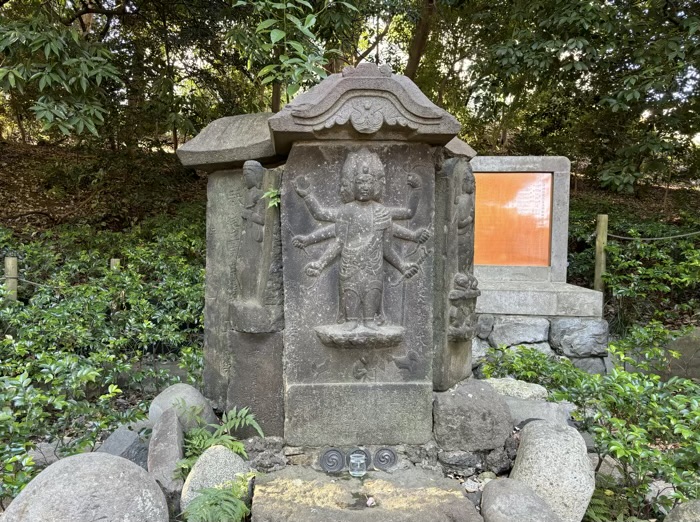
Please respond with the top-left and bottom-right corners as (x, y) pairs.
(268, 63), (461, 154)
(176, 113), (278, 171)
(445, 137), (477, 159)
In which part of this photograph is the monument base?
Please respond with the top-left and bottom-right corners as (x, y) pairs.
(284, 382), (433, 446)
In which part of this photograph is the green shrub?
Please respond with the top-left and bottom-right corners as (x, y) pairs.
(0, 202), (206, 506)
(482, 345), (700, 519)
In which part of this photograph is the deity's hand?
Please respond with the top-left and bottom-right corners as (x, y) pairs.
(295, 176), (311, 198)
(305, 261), (322, 277)
(292, 235), (308, 249)
(402, 263), (419, 279)
(407, 173), (421, 189)
(416, 228), (431, 244)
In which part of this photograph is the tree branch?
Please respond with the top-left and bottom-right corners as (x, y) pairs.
(62, 5), (137, 26)
(354, 18), (393, 66)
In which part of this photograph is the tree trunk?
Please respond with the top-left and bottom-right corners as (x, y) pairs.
(11, 95), (27, 144)
(405, 0), (436, 79)
(272, 83), (281, 113)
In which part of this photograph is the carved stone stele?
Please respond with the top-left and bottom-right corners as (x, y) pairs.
(268, 63), (461, 154)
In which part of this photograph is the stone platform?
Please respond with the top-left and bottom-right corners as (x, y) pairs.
(475, 280), (603, 317)
(251, 466), (483, 522)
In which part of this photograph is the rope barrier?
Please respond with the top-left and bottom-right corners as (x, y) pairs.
(607, 230), (700, 241)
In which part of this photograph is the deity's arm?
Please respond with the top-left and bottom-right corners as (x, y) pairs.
(294, 224), (336, 248)
(315, 240), (342, 270)
(382, 232), (409, 274)
(392, 224), (430, 244)
(300, 193), (339, 222)
(244, 205), (266, 226)
(389, 175), (422, 220)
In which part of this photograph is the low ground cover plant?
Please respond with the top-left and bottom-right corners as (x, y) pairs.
(0, 202), (206, 506)
(482, 343), (700, 520)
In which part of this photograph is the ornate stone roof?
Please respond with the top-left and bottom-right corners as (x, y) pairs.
(268, 63), (461, 154)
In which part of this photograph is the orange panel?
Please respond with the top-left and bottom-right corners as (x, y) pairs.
(474, 173), (552, 266)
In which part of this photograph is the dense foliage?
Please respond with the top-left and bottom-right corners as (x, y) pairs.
(568, 189), (700, 333)
(483, 346), (700, 520)
(0, 201), (205, 506)
(2, 0), (698, 190)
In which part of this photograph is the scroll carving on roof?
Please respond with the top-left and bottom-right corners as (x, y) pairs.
(268, 63), (461, 154)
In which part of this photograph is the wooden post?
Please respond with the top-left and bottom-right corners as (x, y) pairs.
(4, 256), (18, 301)
(594, 214), (608, 292)
(110, 258), (121, 270)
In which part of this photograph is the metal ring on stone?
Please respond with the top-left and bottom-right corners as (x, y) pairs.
(346, 448), (372, 468)
(319, 448), (345, 473)
(374, 448), (398, 471)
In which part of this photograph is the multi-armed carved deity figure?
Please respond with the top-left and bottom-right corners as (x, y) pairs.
(292, 148), (430, 333)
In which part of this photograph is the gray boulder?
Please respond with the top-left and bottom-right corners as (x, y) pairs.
(488, 317), (550, 347)
(486, 377), (548, 400)
(434, 380), (513, 452)
(181, 445), (252, 510)
(665, 500), (700, 522)
(149, 383), (218, 432)
(571, 357), (607, 375)
(3, 452), (168, 522)
(476, 314), (494, 340)
(148, 408), (185, 516)
(509, 342), (555, 357)
(504, 396), (573, 426)
(97, 426), (148, 469)
(481, 478), (563, 522)
(550, 318), (608, 357)
(510, 421), (594, 522)
(472, 338), (491, 368)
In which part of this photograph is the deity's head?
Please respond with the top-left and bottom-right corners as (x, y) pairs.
(340, 148), (385, 203)
(243, 160), (264, 189)
(453, 160), (475, 202)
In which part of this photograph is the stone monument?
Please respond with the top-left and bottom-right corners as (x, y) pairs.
(178, 63), (480, 446)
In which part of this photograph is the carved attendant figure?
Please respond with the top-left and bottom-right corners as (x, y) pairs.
(235, 160), (266, 301)
(293, 148), (428, 331)
(454, 160), (476, 274)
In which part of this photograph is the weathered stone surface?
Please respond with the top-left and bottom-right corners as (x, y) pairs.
(434, 156), (478, 391)
(664, 327), (700, 380)
(251, 466), (483, 522)
(227, 331), (284, 437)
(503, 397), (572, 426)
(97, 426), (148, 469)
(445, 137), (477, 159)
(488, 317), (549, 347)
(148, 408), (185, 516)
(181, 445), (252, 510)
(27, 441), (61, 468)
(472, 337), (491, 368)
(438, 450), (482, 475)
(481, 478), (563, 522)
(508, 341), (555, 357)
(571, 356), (607, 374)
(229, 163), (284, 333)
(268, 63), (461, 155)
(149, 383), (218, 433)
(176, 113), (277, 171)
(3, 453), (168, 522)
(486, 377), (548, 400)
(510, 421), (594, 522)
(286, 382), (433, 446)
(588, 454), (623, 484)
(433, 380), (513, 452)
(203, 165), (284, 410)
(282, 143), (436, 446)
(665, 500), (700, 522)
(550, 318), (608, 357)
(475, 281), (603, 317)
(476, 314), (494, 340)
(485, 448), (512, 475)
(245, 436), (288, 473)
